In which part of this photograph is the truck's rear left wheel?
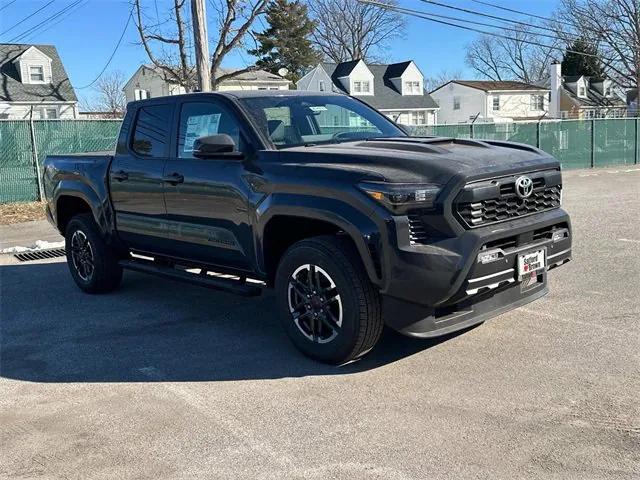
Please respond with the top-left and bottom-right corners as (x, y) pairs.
(65, 213), (123, 294)
(275, 236), (383, 364)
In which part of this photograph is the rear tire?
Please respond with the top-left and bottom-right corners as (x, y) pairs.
(275, 235), (383, 364)
(65, 213), (123, 294)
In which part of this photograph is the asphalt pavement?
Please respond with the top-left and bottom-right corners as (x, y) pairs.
(1, 167), (639, 479)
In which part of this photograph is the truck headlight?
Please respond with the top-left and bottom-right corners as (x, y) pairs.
(358, 182), (441, 213)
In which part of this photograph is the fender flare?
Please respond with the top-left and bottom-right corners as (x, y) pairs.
(53, 180), (112, 237)
(255, 193), (385, 285)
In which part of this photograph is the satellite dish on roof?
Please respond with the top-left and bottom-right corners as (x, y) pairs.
(278, 67), (289, 77)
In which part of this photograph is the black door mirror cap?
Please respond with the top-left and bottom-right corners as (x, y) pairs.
(192, 134), (244, 159)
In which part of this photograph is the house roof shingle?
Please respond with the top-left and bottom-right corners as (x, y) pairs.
(442, 80), (549, 92)
(536, 75), (626, 108)
(0, 43), (77, 103)
(321, 61), (439, 110)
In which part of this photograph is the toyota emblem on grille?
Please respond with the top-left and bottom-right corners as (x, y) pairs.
(515, 175), (534, 199)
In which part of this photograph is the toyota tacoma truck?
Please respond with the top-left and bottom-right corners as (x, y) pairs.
(43, 91), (572, 364)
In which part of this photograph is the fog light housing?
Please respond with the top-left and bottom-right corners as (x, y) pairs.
(552, 228), (569, 243)
(478, 250), (501, 264)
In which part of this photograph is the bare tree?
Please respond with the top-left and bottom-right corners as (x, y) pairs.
(79, 71), (127, 118)
(134, 0), (194, 91)
(132, 0), (268, 91)
(556, 0), (640, 91)
(308, 0), (405, 63)
(465, 27), (558, 83)
(424, 69), (463, 92)
(208, 0), (269, 89)
(94, 71), (127, 117)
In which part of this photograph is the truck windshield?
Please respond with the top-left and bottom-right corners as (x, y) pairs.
(237, 94), (406, 148)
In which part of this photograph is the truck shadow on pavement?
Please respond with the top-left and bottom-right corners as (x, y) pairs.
(1, 261), (474, 383)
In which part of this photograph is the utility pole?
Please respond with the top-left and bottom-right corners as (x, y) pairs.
(191, 0), (211, 92)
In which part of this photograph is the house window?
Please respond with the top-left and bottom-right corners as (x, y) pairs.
(578, 86), (586, 97)
(362, 81), (370, 93)
(29, 65), (45, 83)
(257, 87), (268, 90)
(43, 107), (58, 119)
(453, 96), (461, 110)
(134, 89), (150, 100)
(405, 81), (420, 94)
(353, 81), (362, 93)
(560, 111), (569, 119)
(605, 86), (612, 96)
(531, 94), (544, 111)
(411, 111), (426, 125)
(319, 80), (325, 92)
(268, 86), (279, 90)
(492, 96), (500, 111)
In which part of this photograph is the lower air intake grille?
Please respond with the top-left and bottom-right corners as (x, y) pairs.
(408, 214), (429, 245)
(456, 185), (561, 228)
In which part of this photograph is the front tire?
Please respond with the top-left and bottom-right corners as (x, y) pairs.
(65, 213), (123, 294)
(275, 236), (383, 364)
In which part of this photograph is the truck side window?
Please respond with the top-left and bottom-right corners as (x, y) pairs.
(131, 104), (172, 157)
(177, 102), (244, 159)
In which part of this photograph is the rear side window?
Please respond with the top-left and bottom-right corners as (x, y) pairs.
(131, 104), (173, 157)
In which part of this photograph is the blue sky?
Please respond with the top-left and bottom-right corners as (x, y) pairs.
(0, 0), (560, 102)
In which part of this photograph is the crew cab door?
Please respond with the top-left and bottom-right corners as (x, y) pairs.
(161, 99), (256, 270)
(109, 102), (175, 251)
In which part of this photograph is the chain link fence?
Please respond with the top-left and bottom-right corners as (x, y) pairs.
(1, 118), (638, 203)
(0, 120), (121, 203)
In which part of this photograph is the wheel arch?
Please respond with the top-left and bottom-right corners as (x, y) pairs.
(54, 181), (109, 236)
(256, 196), (385, 287)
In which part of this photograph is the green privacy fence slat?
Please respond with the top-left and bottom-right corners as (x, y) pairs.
(592, 118), (635, 167)
(412, 118), (639, 170)
(0, 121), (37, 203)
(1, 118), (638, 203)
(0, 120), (120, 203)
(539, 120), (593, 169)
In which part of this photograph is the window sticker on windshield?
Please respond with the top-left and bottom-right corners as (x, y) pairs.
(309, 106), (328, 112)
(183, 114), (221, 152)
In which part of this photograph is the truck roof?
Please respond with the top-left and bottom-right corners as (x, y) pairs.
(126, 90), (343, 108)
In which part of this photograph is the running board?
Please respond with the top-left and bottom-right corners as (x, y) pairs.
(119, 259), (262, 297)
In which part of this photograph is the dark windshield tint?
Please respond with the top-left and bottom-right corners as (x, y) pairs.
(237, 95), (406, 148)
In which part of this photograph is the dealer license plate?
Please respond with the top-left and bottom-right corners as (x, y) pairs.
(517, 249), (546, 280)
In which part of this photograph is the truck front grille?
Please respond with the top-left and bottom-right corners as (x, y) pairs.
(455, 171), (562, 228)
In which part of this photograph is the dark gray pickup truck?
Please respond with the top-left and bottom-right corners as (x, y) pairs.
(43, 91), (572, 363)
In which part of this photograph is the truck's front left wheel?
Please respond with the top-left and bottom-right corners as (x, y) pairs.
(65, 214), (123, 294)
(275, 236), (383, 364)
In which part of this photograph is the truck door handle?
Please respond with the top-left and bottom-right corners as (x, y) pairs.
(112, 170), (128, 182)
(162, 173), (184, 185)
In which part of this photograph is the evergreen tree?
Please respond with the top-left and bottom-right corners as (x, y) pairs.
(248, 0), (320, 84)
(562, 38), (605, 78)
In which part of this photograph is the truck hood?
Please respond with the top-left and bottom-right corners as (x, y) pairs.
(277, 137), (559, 185)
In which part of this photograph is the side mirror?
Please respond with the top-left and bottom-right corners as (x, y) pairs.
(192, 134), (243, 159)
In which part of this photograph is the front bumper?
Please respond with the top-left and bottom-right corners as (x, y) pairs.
(380, 207), (572, 336)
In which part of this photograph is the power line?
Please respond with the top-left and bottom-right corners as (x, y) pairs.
(75, 6), (134, 89)
(19, 0), (88, 44)
(470, 0), (575, 29)
(417, 0), (567, 37)
(359, 0), (601, 59)
(397, 5), (564, 43)
(9, 0), (86, 43)
(0, 0), (18, 12)
(0, 0), (56, 37)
